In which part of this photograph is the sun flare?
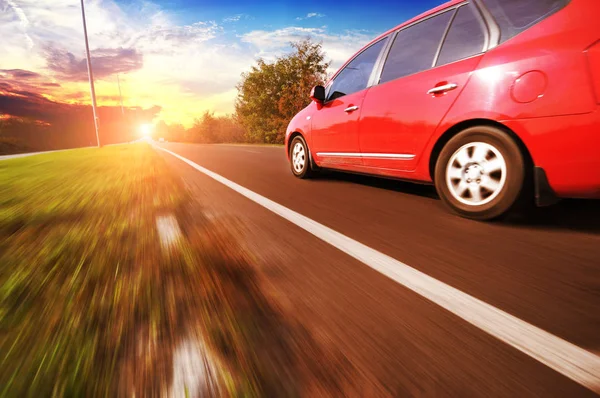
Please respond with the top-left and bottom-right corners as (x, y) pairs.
(140, 123), (153, 137)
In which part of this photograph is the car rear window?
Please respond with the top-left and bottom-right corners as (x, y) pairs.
(481, 0), (570, 43)
(436, 5), (486, 67)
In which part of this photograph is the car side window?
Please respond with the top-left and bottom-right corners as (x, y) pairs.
(327, 38), (387, 101)
(379, 10), (453, 84)
(436, 5), (486, 67)
(481, 0), (569, 43)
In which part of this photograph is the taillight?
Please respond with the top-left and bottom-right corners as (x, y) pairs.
(585, 40), (600, 104)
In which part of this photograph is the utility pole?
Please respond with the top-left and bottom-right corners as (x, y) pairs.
(80, 0), (101, 147)
(117, 74), (124, 116)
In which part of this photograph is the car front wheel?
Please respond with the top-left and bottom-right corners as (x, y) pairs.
(434, 126), (526, 220)
(289, 135), (315, 179)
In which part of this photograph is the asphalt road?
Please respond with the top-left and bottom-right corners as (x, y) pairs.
(158, 142), (600, 396)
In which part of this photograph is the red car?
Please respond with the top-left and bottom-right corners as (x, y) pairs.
(285, 0), (600, 220)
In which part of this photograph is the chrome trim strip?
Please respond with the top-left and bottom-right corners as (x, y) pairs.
(317, 152), (416, 160)
(361, 153), (415, 159)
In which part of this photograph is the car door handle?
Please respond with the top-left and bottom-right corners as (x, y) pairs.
(344, 106), (359, 112)
(427, 83), (458, 95)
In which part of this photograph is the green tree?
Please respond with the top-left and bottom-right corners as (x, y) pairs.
(189, 111), (218, 143)
(235, 38), (330, 144)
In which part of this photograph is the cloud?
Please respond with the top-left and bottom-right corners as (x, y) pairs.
(0, 0), (376, 126)
(3, 0), (34, 49)
(296, 12), (325, 20)
(129, 21), (221, 53)
(0, 81), (70, 121)
(0, 80), (159, 126)
(223, 15), (241, 23)
(0, 69), (40, 79)
(0, 68), (62, 94)
(44, 46), (143, 81)
(241, 27), (373, 70)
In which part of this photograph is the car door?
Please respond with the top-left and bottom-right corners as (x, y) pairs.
(311, 38), (388, 167)
(358, 3), (488, 172)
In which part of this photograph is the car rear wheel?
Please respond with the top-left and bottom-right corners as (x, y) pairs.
(289, 135), (315, 179)
(434, 126), (526, 220)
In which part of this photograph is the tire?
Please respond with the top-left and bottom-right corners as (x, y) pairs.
(289, 135), (315, 179)
(434, 126), (526, 220)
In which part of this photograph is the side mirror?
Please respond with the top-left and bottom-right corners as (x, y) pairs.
(310, 85), (326, 104)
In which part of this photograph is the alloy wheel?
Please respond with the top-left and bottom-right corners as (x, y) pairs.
(292, 142), (306, 174)
(445, 142), (507, 207)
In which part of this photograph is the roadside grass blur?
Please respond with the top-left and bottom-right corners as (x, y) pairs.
(0, 144), (373, 397)
(0, 144), (195, 396)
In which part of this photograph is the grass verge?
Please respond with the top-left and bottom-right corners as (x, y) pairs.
(0, 143), (375, 397)
(0, 144), (193, 396)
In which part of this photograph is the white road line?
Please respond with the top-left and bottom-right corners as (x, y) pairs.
(0, 146), (99, 161)
(156, 214), (183, 249)
(0, 144), (131, 161)
(170, 336), (220, 398)
(157, 146), (600, 393)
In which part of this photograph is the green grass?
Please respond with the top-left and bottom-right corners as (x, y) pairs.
(0, 144), (200, 396)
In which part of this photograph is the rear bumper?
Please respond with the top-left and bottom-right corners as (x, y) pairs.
(503, 110), (600, 199)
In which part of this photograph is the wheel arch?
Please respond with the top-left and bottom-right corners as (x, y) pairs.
(288, 132), (319, 171)
(428, 118), (534, 181)
(287, 131), (304, 156)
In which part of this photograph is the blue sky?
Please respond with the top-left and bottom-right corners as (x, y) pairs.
(1, 0), (446, 125)
(121, 0), (445, 38)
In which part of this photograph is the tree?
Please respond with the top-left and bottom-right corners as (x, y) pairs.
(235, 39), (330, 144)
(188, 111), (217, 143)
(166, 123), (186, 142)
(184, 113), (246, 144)
(154, 120), (169, 140)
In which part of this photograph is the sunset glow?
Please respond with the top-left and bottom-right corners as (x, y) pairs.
(140, 123), (153, 137)
(0, 0), (442, 132)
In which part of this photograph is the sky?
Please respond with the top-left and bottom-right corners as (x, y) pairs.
(0, 0), (445, 127)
